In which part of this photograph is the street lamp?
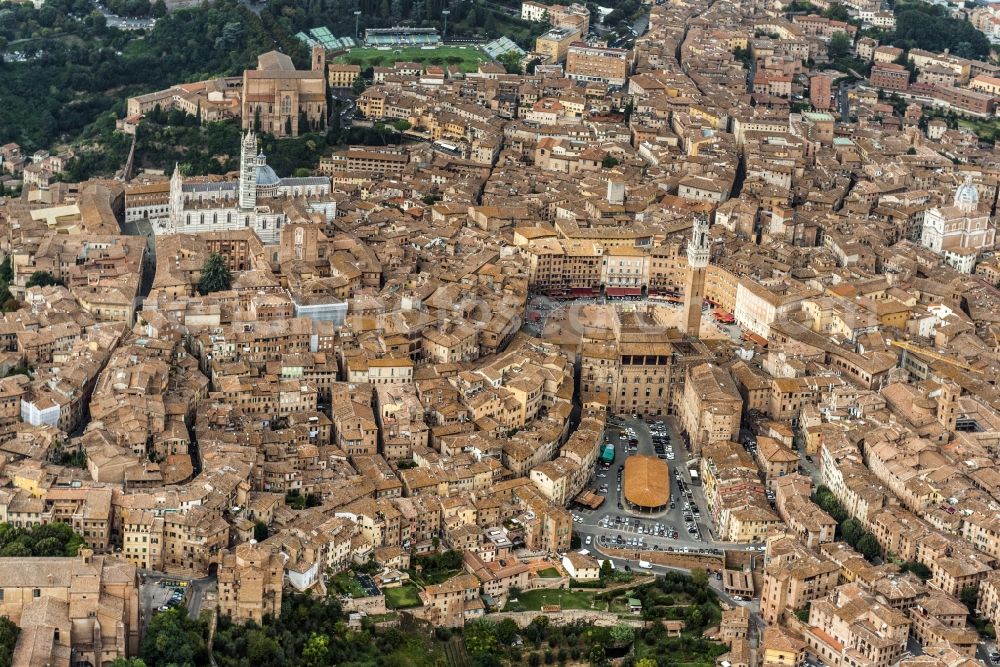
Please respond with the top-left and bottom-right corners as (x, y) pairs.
(442, 10), (450, 42)
(354, 10), (362, 41)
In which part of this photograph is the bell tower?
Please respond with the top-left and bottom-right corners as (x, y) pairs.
(239, 131), (262, 211)
(168, 163), (184, 230)
(312, 44), (326, 73)
(683, 216), (710, 337)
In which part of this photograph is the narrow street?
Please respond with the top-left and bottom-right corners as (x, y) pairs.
(837, 82), (852, 123)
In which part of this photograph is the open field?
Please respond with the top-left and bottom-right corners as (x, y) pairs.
(507, 588), (601, 611)
(333, 45), (489, 72)
(958, 117), (1000, 143)
(384, 583), (423, 609)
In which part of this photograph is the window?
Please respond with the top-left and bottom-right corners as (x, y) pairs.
(32, 588), (40, 598)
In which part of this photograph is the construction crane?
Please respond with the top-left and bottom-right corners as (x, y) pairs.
(888, 339), (977, 373)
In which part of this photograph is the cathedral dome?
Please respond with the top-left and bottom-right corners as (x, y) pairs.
(255, 160), (281, 187)
(953, 177), (979, 212)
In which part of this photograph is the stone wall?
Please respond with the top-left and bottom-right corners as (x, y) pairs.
(342, 594), (389, 615)
(487, 609), (647, 628)
(633, 550), (726, 573)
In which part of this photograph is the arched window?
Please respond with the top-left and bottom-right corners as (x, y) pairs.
(280, 96), (292, 115)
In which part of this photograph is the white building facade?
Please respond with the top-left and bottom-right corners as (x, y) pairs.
(920, 177), (996, 273)
(162, 131), (333, 244)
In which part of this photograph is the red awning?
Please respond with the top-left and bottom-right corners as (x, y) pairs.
(571, 287), (596, 296)
(606, 287), (642, 297)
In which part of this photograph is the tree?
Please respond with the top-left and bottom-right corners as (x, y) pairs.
(691, 567), (709, 589)
(197, 253), (231, 295)
(892, 4), (989, 59)
(33, 536), (67, 557)
(856, 534), (881, 561)
(473, 654), (503, 667)
(253, 521), (269, 542)
(464, 619), (498, 656)
(900, 561), (931, 581)
(589, 644), (607, 667)
(602, 155), (620, 169)
(247, 630), (282, 665)
(0, 617), (18, 667)
(829, 31), (851, 60)
(392, 119), (411, 132)
(496, 617), (519, 646)
(841, 518), (864, 545)
(140, 607), (206, 666)
(0, 542), (31, 558)
(960, 586), (978, 612)
(822, 3), (850, 21)
(110, 659), (147, 667)
(600, 559), (613, 581)
(498, 51), (523, 74)
(609, 623), (634, 645)
(635, 659), (657, 667)
(0, 258), (12, 284)
(25, 271), (63, 288)
(0, 522), (83, 557)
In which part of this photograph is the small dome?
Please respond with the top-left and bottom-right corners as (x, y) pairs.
(256, 163), (281, 187)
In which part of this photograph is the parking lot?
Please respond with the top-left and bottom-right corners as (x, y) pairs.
(357, 573), (381, 596)
(573, 416), (706, 545)
(138, 575), (191, 632)
(572, 414), (768, 556)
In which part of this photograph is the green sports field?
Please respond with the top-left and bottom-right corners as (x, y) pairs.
(334, 45), (489, 72)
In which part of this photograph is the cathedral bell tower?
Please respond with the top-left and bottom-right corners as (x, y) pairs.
(168, 163), (184, 230)
(239, 131), (263, 211)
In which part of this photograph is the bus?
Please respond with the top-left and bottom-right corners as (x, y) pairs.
(689, 469), (700, 485)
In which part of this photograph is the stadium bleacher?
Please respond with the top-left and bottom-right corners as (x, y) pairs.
(309, 27), (338, 49)
(364, 27), (441, 47)
(295, 32), (318, 48)
(483, 36), (524, 60)
(294, 29), (357, 51)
